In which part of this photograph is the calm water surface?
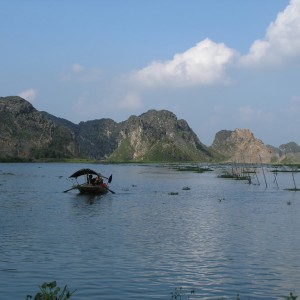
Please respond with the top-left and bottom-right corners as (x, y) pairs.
(0, 163), (300, 299)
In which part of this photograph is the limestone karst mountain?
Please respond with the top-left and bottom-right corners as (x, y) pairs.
(211, 129), (276, 163)
(1, 96), (299, 163)
(0, 96), (212, 162)
(109, 110), (212, 162)
(0, 96), (78, 160)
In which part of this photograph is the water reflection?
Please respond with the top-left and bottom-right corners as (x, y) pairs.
(74, 193), (103, 205)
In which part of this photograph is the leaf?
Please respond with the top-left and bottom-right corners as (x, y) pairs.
(48, 281), (57, 289)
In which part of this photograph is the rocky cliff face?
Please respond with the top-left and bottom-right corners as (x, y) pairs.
(77, 119), (120, 160)
(2, 96), (300, 163)
(109, 110), (212, 162)
(41, 112), (120, 160)
(211, 128), (276, 163)
(0, 96), (212, 162)
(0, 96), (78, 159)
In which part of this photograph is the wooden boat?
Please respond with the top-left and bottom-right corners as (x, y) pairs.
(64, 168), (114, 194)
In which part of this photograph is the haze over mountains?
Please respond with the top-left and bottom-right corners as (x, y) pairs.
(0, 96), (299, 163)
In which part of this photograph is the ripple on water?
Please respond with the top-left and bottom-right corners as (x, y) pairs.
(1, 163), (300, 299)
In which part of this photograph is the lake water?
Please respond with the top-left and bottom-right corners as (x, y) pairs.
(0, 163), (300, 300)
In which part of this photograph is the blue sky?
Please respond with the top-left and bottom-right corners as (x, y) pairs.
(1, 0), (300, 147)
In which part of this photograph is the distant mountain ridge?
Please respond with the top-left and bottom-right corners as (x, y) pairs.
(0, 96), (212, 162)
(210, 129), (275, 163)
(0, 96), (78, 159)
(109, 110), (212, 162)
(1, 96), (299, 163)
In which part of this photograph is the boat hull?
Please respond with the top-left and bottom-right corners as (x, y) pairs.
(76, 184), (109, 195)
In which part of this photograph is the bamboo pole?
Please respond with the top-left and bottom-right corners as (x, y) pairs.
(259, 155), (267, 188)
(273, 171), (279, 189)
(292, 171), (297, 190)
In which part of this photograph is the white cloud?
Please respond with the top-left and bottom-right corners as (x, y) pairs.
(240, 0), (300, 66)
(61, 63), (102, 82)
(131, 38), (237, 88)
(125, 0), (300, 90)
(119, 92), (142, 109)
(18, 88), (38, 103)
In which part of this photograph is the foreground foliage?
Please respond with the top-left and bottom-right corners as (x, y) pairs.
(25, 281), (76, 300)
(24, 282), (298, 299)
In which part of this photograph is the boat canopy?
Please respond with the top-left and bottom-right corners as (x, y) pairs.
(69, 168), (101, 178)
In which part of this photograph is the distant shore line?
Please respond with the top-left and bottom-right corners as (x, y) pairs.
(1, 157), (300, 169)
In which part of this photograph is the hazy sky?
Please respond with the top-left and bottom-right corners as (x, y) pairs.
(1, 0), (300, 147)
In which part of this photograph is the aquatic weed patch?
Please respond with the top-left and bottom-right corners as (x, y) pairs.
(172, 164), (213, 173)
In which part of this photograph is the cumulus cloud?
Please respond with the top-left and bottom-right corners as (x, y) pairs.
(240, 0), (300, 66)
(61, 63), (102, 82)
(18, 88), (38, 103)
(131, 38), (237, 88)
(128, 0), (300, 89)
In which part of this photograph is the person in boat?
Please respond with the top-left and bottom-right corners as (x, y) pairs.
(95, 176), (103, 185)
(89, 175), (96, 185)
(95, 176), (108, 188)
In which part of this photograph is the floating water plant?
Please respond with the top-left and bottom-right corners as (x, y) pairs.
(171, 288), (297, 299)
(286, 292), (298, 300)
(172, 165), (213, 173)
(171, 287), (194, 299)
(284, 188), (300, 191)
(218, 172), (251, 183)
(168, 192), (179, 195)
(182, 186), (190, 190)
